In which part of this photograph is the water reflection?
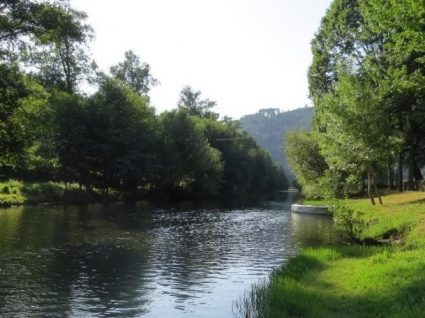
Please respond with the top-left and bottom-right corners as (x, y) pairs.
(0, 200), (336, 317)
(290, 212), (337, 247)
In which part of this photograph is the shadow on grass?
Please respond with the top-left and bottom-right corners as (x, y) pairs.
(393, 197), (425, 207)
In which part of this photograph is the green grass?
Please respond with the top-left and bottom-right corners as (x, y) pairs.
(236, 192), (425, 318)
(0, 180), (103, 207)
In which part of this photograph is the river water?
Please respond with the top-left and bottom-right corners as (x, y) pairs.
(0, 196), (336, 317)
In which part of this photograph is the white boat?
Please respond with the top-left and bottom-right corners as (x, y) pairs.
(290, 204), (330, 216)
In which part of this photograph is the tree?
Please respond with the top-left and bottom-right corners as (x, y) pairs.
(0, 0), (51, 59)
(110, 50), (158, 95)
(285, 131), (329, 198)
(157, 110), (223, 198)
(24, 0), (94, 93)
(361, 0), (425, 190)
(308, 0), (425, 199)
(178, 85), (218, 119)
(51, 78), (159, 194)
(196, 117), (288, 197)
(0, 63), (49, 178)
(316, 74), (398, 203)
(308, 0), (366, 100)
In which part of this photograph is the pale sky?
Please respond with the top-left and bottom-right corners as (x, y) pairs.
(71, 0), (332, 119)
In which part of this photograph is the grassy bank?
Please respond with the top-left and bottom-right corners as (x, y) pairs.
(0, 180), (104, 207)
(236, 192), (425, 318)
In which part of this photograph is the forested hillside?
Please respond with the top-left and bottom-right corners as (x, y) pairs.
(240, 107), (314, 178)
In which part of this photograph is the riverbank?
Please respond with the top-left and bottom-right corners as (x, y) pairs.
(0, 180), (285, 208)
(239, 192), (425, 318)
(0, 180), (106, 207)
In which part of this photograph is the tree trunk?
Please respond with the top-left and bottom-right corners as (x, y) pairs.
(408, 147), (415, 190)
(387, 163), (393, 190)
(398, 153), (403, 192)
(368, 167), (376, 205)
(373, 175), (383, 205)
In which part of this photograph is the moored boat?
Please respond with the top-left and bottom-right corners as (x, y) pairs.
(290, 204), (330, 216)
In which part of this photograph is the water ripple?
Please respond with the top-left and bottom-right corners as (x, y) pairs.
(0, 201), (336, 317)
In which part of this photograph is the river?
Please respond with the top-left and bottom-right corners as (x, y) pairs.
(0, 196), (336, 317)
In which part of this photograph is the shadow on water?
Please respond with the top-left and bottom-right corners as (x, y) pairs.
(0, 193), (336, 318)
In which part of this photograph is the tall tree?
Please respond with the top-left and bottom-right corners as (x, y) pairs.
(158, 110), (223, 198)
(24, 0), (94, 93)
(317, 74), (398, 203)
(0, 63), (49, 174)
(178, 85), (218, 119)
(52, 78), (159, 193)
(361, 0), (425, 190)
(308, 0), (425, 197)
(110, 50), (158, 95)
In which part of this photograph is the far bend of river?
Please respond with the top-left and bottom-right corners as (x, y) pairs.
(0, 195), (336, 317)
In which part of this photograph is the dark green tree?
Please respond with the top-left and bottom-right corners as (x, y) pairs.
(52, 78), (159, 194)
(157, 110), (223, 198)
(0, 63), (49, 178)
(196, 117), (288, 197)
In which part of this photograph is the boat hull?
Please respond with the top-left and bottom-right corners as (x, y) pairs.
(290, 204), (330, 216)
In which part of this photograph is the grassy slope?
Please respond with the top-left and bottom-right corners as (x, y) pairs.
(252, 192), (425, 318)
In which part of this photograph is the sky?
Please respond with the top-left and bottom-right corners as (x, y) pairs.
(71, 0), (332, 119)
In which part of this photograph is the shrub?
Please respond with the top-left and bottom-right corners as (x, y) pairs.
(329, 202), (376, 242)
(0, 193), (25, 207)
(22, 182), (64, 197)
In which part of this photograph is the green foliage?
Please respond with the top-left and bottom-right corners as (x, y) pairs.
(306, 0), (425, 196)
(0, 180), (105, 206)
(0, 0), (57, 59)
(0, 63), (28, 161)
(157, 110), (224, 198)
(22, 181), (64, 196)
(177, 85), (219, 119)
(0, 180), (23, 195)
(53, 78), (159, 193)
(312, 74), (399, 197)
(24, 0), (94, 93)
(0, 63), (50, 175)
(317, 75), (392, 171)
(285, 131), (329, 198)
(308, 0), (364, 100)
(110, 50), (158, 95)
(0, 193), (25, 207)
(196, 117), (288, 197)
(329, 201), (375, 242)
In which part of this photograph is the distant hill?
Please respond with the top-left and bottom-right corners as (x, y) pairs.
(239, 107), (314, 179)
